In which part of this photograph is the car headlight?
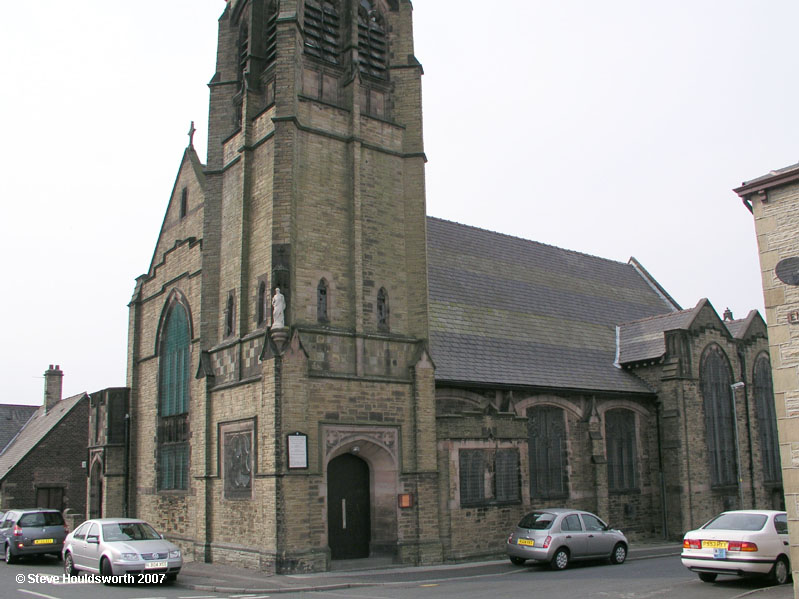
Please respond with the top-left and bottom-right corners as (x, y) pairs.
(120, 553), (139, 561)
(169, 550), (181, 559)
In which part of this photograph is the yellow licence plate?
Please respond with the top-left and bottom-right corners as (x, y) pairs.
(33, 539), (54, 545)
(702, 540), (728, 549)
(517, 539), (535, 547)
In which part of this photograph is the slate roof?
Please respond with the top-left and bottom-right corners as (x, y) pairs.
(617, 306), (700, 365)
(0, 405), (37, 455)
(0, 394), (87, 481)
(426, 217), (679, 394)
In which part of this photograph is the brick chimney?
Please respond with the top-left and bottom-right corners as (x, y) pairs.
(44, 364), (63, 412)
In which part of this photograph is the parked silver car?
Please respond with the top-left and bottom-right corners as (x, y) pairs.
(62, 518), (182, 582)
(506, 508), (628, 569)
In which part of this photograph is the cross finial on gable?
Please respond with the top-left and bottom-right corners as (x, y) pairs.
(188, 121), (196, 148)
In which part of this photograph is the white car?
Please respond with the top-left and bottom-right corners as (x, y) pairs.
(681, 510), (790, 585)
(62, 518), (181, 583)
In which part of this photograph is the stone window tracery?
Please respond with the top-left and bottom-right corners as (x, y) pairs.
(317, 279), (329, 322)
(528, 406), (568, 499)
(606, 409), (637, 491)
(700, 344), (737, 487)
(358, 0), (387, 79)
(377, 287), (389, 331)
(754, 354), (781, 484)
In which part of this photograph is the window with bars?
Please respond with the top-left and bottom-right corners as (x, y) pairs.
(158, 301), (190, 491)
(606, 409), (638, 491)
(357, 0), (387, 79)
(459, 448), (520, 506)
(754, 354), (781, 484)
(304, 0), (340, 64)
(528, 406), (568, 499)
(700, 344), (737, 487)
(264, 1), (279, 70)
(317, 279), (329, 322)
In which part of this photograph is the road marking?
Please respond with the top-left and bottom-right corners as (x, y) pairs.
(419, 584), (439, 587)
(17, 590), (61, 599)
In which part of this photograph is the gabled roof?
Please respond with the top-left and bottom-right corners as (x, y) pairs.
(0, 393), (87, 481)
(617, 300), (765, 365)
(426, 218), (678, 395)
(0, 405), (37, 455)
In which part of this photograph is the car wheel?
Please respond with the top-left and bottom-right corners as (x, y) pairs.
(550, 547), (569, 570)
(100, 557), (114, 584)
(698, 572), (717, 583)
(772, 556), (790, 585)
(610, 543), (627, 565)
(165, 573), (178, 583)
(509, 556), (526, 566)
(5, 544), (16, 565)
(64, 552), (77, 576)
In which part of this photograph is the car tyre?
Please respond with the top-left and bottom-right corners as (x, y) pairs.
(100, 557), (114, 585)
(509, 556), (526, 566)
(550, 547), (569, 570)
(698, 572), (717, 583)
(610, 543), (627, 564)
(771, 556), (790, 585)
(165, 573), (178, 583)
(64, 552), (77, 576)
(5, 544), (17, 565)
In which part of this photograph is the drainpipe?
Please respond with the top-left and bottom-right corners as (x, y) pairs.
(730, 382), (746, 509)
(737, 348), (757, 507)
(123, 412), (130, 517)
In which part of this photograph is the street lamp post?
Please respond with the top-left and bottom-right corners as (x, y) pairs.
(730, 381), (746, 509)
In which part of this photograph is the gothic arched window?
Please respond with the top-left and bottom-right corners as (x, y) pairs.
(304, 0), (340, 64)
(606, 409), (637, 491)
(158, 300), (191, 490)
(754, 354), (781, 484)
(225, 290), (236, 338)
(179, 188), (188, 219)
(528, 406), (568, 499)
(377, 287), (389, 331)
(317, 279), (329, 322)
(358, 0), (387, 79)
(264, 1), (279, 70)
(257, 281), (268, 326)
(700, 344), (737, 487)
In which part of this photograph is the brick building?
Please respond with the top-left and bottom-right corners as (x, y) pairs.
(735, 162), (799, 586)
(125, 0), (779, 573)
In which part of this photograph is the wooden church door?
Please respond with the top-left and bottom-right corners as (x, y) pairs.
(327, 454), (371, 559)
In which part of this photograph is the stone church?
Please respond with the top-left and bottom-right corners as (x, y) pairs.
(124, 0), (780, 573)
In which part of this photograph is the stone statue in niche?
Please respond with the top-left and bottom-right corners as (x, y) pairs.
(272, 287), (286, 328)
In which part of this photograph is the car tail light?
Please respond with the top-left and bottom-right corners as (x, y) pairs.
(12, 525), (22, 537)
(728, 541), (757, 552)
(683, 538), (701, 550)
(542, 536), (552, 549)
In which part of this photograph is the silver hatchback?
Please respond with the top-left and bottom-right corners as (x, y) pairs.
(506, 508), (628, 569)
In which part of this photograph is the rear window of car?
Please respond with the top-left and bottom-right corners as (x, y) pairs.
(518, 512), (555, 530)
(704, 513), (767, 531)
(18, 512), (64, 527)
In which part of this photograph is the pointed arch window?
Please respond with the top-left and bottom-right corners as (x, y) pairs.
(179, 188), (188, 219)
(224, 290), (236, 338)
(754, 354), (781, 484)
(377, 287), (389, 331)
(158, 300), (191, 491)
(264, 1), (279, 70)
(304, 0), (340, 64)
(606, 409), (637, 491)
(358, 0), (387, 79)
(317, 279), (329, 322)
(700, 345), (737, 487)
(528, 406), (568, 499)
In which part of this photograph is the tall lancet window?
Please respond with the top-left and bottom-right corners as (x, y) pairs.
(358, 0), (387, 79)
(317, 279), (329, 323)
(700, 344), (737, 487)
(377, 287), (389, 331)
(158, 299), (191, 491)
(264, 1), (279, 70)
(304, 0), (340, 64)
(754, 354), (781, 484)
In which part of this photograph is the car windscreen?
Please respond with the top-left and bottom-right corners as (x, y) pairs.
(102, 522), (162, 542)
(703, 513), (768, 531)
(518, 512), (555, 530)
(18, 512), (64, 527)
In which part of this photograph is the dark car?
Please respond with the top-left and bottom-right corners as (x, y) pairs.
(0, 509), (68, 563)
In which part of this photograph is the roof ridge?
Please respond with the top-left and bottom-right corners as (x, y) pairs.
(426, 216), (631, 268)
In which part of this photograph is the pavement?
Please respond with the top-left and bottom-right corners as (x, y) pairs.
(176, 542), (684, 594)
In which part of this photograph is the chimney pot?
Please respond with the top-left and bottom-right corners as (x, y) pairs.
(43, 365), (64, 412)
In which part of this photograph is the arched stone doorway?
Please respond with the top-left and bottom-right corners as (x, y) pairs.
(89, 460), (103, 519)
(323, 426), (399, 560)
(327, 454), (370, 559)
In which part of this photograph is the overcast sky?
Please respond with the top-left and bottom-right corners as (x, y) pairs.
(2, 1), (797, 405)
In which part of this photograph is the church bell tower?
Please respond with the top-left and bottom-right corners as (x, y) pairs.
(197, 0), (440, 571)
